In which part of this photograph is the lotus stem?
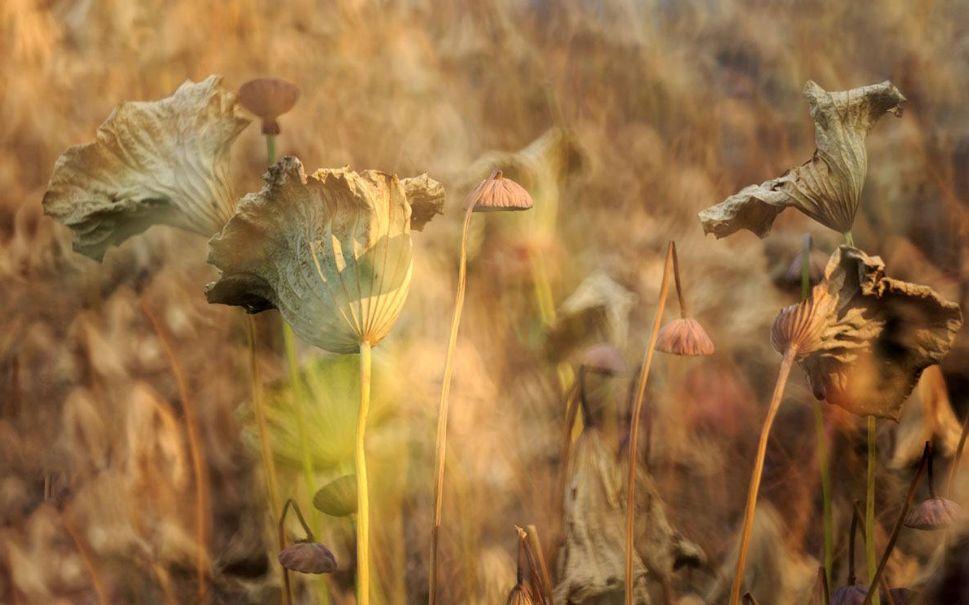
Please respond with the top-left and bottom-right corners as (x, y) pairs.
(525, 524), (554, 603)
(625, 241), (675, 605)
(861, 443), (930, 605)
(429, 204), (475, 605)
(266, 134), (277, 166)
(141, 298), (210, 603)
(816, 566), (829, 605)
(728, 346), (798, 605)
(844, 231), (855, 247)
(357, 341), (373, 605)
(246, 316), (289, 604)
(945, 405), (969, 496)
(865, 415), (880, 605)
(802, 236), (832, 588)
(670, 241), (689, 319)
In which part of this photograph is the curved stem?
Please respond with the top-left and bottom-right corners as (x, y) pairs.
(625, 242), (674, 605)
(429, 205), (475, 605)
(728, 347), (798, 605)
(670, 241), (689, 319)
(865, 416), (880, 605)
(266, 134), (277, 165)
(862, 443), (930, 605)
(356, 341), (373, 605)
(141, 298), (210, 603)
(945, 408), (969, 496)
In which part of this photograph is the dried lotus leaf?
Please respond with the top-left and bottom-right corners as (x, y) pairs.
(43, 75), (249, 260)
(793, 247), (962, 419)
(206, 157), (440, 353)
(699, 81), (905, 238)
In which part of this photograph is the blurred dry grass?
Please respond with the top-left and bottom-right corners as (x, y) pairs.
(2, 0), (969, 603)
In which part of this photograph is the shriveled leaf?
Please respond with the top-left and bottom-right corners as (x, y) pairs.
(401, 173), (445, 231)
(547, 271), (636, 360)
(43, 75), (249, 260)
(554, 428), (649, 604)
(207, 157), (440, 353)
(699, 81), (905, 238)
(790, 246), (962, 419)
(891, 365), (962, 469)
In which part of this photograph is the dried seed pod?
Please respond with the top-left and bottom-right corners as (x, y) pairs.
(206, 157), (444, 353)
(577, 343), (626, 375)
(313, 475), (357, 517)
(699, 80), (905, 238)
(43, 75), (249, 260)
(277, 541), (337, 574)
(466, 169), (533, 212)
(830, 584), (868, 605)
(238, 77), (300, 135)
(656, 318), (715, 356)
(770, 284), (835, 357)
(903, 497), (962, 530)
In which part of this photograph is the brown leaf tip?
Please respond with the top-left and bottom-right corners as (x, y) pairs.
(239, 77), (301, 134)
(656, 318), (715, 357)
(278, 541), (337, 574)
(466, 169), (534, 212)
(903, 497), (962, 530)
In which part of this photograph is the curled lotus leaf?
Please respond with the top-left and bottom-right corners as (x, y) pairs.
(784, 246), (962, 419)
(43, 75), (250, 260)
(699, 80), (905, 238)
(206, 156), (443, 353)
(400, 172), (445, 231)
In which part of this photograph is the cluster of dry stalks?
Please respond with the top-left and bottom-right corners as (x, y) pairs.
(4, 1), (969, 604)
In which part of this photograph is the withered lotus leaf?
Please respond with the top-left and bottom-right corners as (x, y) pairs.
(206, 156), (444, 353)
(776, 246), (962, 420)
(699, 81), (905, 238)
(401, 172), (446, 231)
(555, 428), (650, 604)
(43, 75), (250, 260)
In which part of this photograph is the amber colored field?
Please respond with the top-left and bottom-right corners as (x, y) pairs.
(2, 1), (969, 603)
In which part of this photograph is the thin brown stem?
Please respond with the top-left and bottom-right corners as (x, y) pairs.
(670, 241), (689, 319)
(816, 566), (830, 605)
(848, 501), (861, 585)
(140, 297), (209, 603)
(429, 204), (476, 605)
(246, 315), (289, 605)
(728, 346), (798, 605)
(625, 241), (675, 605)
(945, 406), (969, 496)
(861, 443), (930, 605)
(61, 511), (108, 605)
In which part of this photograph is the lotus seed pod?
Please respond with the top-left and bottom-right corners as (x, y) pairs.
(466, 169), (533, 212)
(578, 343), (626, 375)
(903, 497), (962, 530)
(830, 584), (868, 605)
(656, 318), (715, 357)
(238, 77), (300, 135)
(277, 541), (337, 574)
(313, 475), (357, 517)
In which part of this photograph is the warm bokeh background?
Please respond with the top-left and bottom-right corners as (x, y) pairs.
(3, 1), (969, 603)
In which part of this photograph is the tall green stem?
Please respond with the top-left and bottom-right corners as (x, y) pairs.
(429, 205), (475, 605)
(625, 242), (674, 605)
(729, 347), (798, 605)
(356, 341), (373, 605)
(865, 416), (880, 605)
(266, 134), (277, 165)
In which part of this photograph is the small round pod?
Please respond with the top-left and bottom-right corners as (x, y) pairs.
(656, 318), (714, 356)
(829, 584), (868, 605)
(313, 475), (358, 517)
(278, 541), (337, 574)
(466, 169), (533, 212)
(903, 496), (962, 530)
(238, 77), (301, 135)
(577, 343), (626, 375)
